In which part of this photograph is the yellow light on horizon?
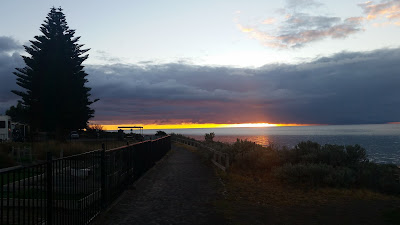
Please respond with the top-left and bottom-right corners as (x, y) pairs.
(225, 123), (278, 128)
(97, 122), (315, 131)
(101, 123), (229, 131)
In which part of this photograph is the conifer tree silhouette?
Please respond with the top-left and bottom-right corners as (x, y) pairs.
(12, 7), (97, 135)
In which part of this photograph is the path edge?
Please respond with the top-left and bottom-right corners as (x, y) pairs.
(91, 145), (176, 224)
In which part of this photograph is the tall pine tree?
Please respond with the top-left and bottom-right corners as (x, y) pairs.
(12, 7), (97, 135)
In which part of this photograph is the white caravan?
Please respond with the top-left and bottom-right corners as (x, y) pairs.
(0, 115), (12, 141)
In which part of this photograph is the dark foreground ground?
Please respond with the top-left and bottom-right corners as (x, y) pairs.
(94, 143), (400, 225)
(93, 144), (227, 225)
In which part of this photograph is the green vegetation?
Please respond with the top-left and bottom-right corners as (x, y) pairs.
(155, 130), (167, 136)
(30, 140), (128, 159)
(6, 101), (28, 124)
(0, 170), (43, 186)
(177, 137), (400, 224)
(0, 150), (17, 168)
(83, 124), (105, 139)
(0, 139), (128, 168)
(208, 139), (400, 195)
(204, 132), (215, 142)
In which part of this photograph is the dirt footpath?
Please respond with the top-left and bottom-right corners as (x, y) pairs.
(94, 144), (227, 225)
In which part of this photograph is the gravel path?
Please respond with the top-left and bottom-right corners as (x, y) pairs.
(94, 144), (227, 225)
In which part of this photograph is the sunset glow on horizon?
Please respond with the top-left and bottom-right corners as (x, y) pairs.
(1, 1), (400, 125)
(98, 122), (316, 131)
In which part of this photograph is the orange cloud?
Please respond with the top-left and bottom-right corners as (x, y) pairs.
(359, 0), (400, 26)
(236, 24), (254, 33)
(262, 18), (276, 25)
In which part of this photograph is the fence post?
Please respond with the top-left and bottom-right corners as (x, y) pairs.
(148, 141), (153, 168)
(101, 143), (106, 208)
(225, 154), (230, 170)
(168, 136), (171, 151)
(46, 152), (53, 225)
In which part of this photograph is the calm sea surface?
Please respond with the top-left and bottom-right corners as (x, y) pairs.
(141, 124), (400, 165)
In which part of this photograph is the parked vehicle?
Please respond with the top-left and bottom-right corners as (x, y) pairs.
(0, 115), (12, 141)
(70, 131), (79, 139)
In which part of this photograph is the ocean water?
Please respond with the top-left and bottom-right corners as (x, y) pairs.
(142, 124), (400, 165)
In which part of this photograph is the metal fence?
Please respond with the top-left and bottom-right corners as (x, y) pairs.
(0, 135), (171, 225)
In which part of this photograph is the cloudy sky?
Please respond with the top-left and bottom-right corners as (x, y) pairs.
(1, 0), (399, 128)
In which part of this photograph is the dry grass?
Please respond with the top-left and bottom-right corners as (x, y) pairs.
(31, 140), (130, 159)
(0, 140), (129, 164)
(0, 151), (17, 168)
(221, 170), (397, 206)
(215, 170), (400, 225)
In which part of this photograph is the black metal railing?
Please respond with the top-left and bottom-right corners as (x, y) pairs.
(0, 135), (171, 225)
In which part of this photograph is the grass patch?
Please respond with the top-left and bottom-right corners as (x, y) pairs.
(32, 140), (129, 160)
(0, 151), (17, 169)
(0, 169), (43, 186)
(216, 171), (400, 225)
(0, 140), (128, 166)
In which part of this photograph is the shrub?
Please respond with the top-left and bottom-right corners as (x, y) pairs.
(320, 144), (347, 167)
(323, 166), (356, 187)
(0, 151), (17, 169)
(346, 144), (368, 164)
(273, 163), (357, 188)
(204, 132), (215, 142)
(155, 131), (167, 136)
(0, 143), (13, 155)
(273, 163), (333, 186)
(230, 139), (261, 158)
(357, 163), (400, 195)
(233, 145), (280, 172)
(279, 141), (368, 167)
(280, 141), (322, 164)
(199, 137), (399, 195)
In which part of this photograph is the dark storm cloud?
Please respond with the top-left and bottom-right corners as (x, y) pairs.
(1, 37), (398, 124)
(0, 35), (397, 124)
(86, 48), (400, 125)
(0, 36), (22, 52)
(0, 36), (23, 114)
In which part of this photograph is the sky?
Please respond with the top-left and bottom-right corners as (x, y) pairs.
(0, 0), (400, 128)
